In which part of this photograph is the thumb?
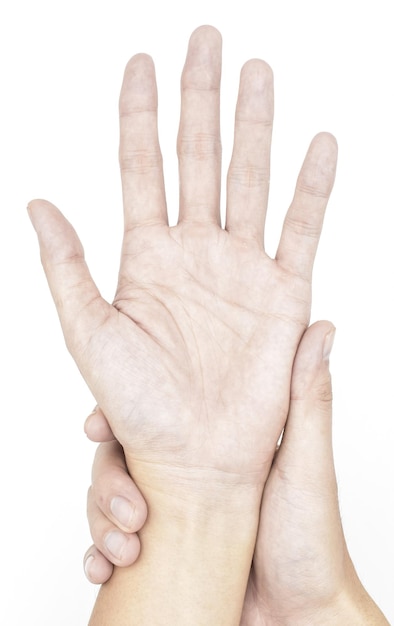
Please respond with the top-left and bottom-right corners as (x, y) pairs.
(28, 199), (112, 356)
(290, 320), (335, 412)
(275, 321), (337, 489)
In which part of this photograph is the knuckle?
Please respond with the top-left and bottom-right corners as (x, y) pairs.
(227, 163), (270, 189)
(283, 212), (322, 239)
(181, 72), (220, 92)
(315, 375), (333, 406)
(93, 471), (128, 514)
(296, 180), (330, 200)
(119, 146), (162, 174)
(177, 132), (221, 161)
(93, 475), (112, 510)
(235, 115), (273, 132)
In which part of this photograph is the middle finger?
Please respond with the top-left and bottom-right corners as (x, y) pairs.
(177, 26), (222, 226)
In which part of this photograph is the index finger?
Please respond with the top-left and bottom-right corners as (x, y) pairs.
(119, 54), (167, 230)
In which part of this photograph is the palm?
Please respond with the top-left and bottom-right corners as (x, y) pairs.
(97, 222), (310, 471)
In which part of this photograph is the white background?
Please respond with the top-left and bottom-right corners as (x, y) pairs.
(1, 0), (393, 623)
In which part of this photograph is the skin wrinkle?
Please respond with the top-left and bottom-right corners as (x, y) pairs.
(145, 289), (296, 460)
(119, 150), (163, 175)
(187, 305), (211, 433)
(235, 116), (273, 128)
(49, 253), (86, 268)
(114, 289), (193, 366)
(283, 213), (324, 239)
(181, 84), (221, 93)
(177, 133), (222, 160)
(42, 246), (85, 274)
(121, 226), (165, 241)
(119, 108), (158, 117)
(116, 262), (309, 340)
(115, 228), (312, 378)
(115, 274), (292, 439)
(276, 255), (316, 284)
(170, 234), (309, 322)
(115, 284), (235, 395)
(296, 183), (332, 199)
(227, 164), (270, 189)
(52, 273), (96, 311)
(196, 280), (307, 336)
(175, 216), (220, 226)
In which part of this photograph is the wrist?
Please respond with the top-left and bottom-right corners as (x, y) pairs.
(133, 457), (263, 591)
(90, 456), (263, 626)
(278, 582), (390, 626)
(141, 482), (260, 617)
(125, 451), (265, 520)
(253, 559), (390, 626)
(321, 583), (390, 626)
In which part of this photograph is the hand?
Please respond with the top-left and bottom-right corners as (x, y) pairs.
(84, 438), (148, 584)
(84, 323), (389, 625)
(28, 26), (337, 500)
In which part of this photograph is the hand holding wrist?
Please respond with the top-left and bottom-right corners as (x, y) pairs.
(90, 460), (262, 626)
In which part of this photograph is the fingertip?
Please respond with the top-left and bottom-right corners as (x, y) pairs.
(313, 131), (338, 152)
(110, 496), (137, 531)
(322, 325), (336, 362)
(26, 198), (84, 262)
(84, 547), (114, 585)
(120, 53), (158, 115)
(237, 58), (274, 121)
(124, 52), (155, 74)
(28, 198), (54, 208)
(84, 408), (115, 442)
(126, 533), (142, 565)
(291, 321), (335, 400)
(27, 199), (39, 216)
(106, 475), (148, 533)
(27, 199), (58, 229)
(307, 132), (338, 183)
(104, 530), (142, 567)
(310, 319), (336, 349)
(109, 489), (147, 534)
(131, 493), (148, 532)
(183, 25), (222, 87)
(190, 25), (222, 45)
(299, 320), (335, 359)
(240, 58), (273, 83)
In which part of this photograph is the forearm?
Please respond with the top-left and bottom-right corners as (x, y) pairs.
(89, 463), (262, 626)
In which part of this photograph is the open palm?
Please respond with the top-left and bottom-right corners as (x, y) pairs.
(29, 26), (337, 487)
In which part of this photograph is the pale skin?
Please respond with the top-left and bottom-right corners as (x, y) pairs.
(84, 324), (389, 625)
(28, 24), (388, 625)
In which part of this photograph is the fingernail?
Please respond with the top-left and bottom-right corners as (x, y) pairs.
(84, 406), (98, 435)
(105, 531), (127, 560)
(84, 555), (95, 579)
(110, 496), (135, 529)
(323, 328), (336, 361)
